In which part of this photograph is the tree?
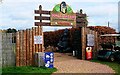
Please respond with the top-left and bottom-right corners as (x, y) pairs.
(6, 28), (17, 33)
(88, 26), (116, 34)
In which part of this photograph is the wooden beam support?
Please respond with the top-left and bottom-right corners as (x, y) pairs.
(35, 22), (50, 26)
(35, 16), (50, 20)
(34, 10), (50, 14)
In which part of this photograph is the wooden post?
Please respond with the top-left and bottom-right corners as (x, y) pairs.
(35, 27), (38, 52)
(29, 29), (33, 65)
(21, 31), (25, 66)
(39, 5), (43, 53)
(41, 27), (44, 52)
(16, 32), (20, 66)
(38, 26), (41, 52)
(82, 27), (86, 60)
(32, 27), (36, 65)
(23, 30), (27, 66)
(94, 31), (98, 58)
(39, 5), (42, 23)
(26, 29), (30, 66)
(19, 30), (23, 66)
(39, 5), (42, 52)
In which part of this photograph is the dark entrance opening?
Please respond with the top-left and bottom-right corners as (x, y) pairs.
(57, 27), (82, 59)
(72, 27), (82, 59)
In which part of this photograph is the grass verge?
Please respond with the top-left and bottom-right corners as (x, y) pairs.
(2, 66), (57, 75)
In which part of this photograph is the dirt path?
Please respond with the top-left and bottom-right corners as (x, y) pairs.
(52, 53), (115, 74)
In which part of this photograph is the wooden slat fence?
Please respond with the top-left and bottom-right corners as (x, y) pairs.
(16, 26), (44, 66)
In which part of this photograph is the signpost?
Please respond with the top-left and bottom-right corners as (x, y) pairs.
(44, 52), (54, 68)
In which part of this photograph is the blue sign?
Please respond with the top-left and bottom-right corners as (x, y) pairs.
(44, 52), (54, 68)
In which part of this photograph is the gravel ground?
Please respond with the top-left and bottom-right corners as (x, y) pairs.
(52, 53), (115, 74)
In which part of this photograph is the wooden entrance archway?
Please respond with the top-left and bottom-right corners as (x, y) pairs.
(16, 3), (89, 66)
(34, 4), (87, 60)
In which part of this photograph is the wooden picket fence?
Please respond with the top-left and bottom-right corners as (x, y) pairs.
(16, 26), (44, 66)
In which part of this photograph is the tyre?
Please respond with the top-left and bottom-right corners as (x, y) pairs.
(109, 55), (115, 62)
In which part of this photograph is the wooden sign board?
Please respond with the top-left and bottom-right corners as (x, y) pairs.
(87, 34), (94, 46)
(51, 12), (76, 26)
(34, 36), (43, 44)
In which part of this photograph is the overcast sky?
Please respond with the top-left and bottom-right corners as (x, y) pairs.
(0, 0), (120, 32)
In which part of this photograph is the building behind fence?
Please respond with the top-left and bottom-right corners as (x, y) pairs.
(0, 31), (16, 67)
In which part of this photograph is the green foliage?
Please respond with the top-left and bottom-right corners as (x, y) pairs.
(44, 28), (81, 48)
(6, 28), (17, 33)
(44, 29), (64, 47)
(88, 26), (116, 34)
(100, 42), (115, 49)
(2, 66), (57, 74)
(88, 26), (116, 45)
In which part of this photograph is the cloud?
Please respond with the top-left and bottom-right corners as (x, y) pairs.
(0, 0), (119, 32)
(4, 0), (119, 3)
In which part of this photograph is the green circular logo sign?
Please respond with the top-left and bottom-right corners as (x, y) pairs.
(52, 2), (73, 14)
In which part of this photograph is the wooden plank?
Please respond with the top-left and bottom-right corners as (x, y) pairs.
(76, 13), (86, 17)
(34, 10), (50, 14)
(19, 31), (23, 66)
(76, 23), (86, 27)
(35, 16), (50, 20)
(82, 27), (86, 60)
(23, 30), (27, 66)
(95, 31), (98, 51)
(16, 32), (20, 66)
(38, 26), (41, 52)
(29, 29), (33, 65)
(32, 27), (35, 65)
(21, 31), (24, 66)
(35, 27), (38, 52)
(35, 22), (50, 26)
(41, 27), (44, 52)
(38, 26), (42, 52)
(76, 18), (87, 23)
(26, 29), (30, 66)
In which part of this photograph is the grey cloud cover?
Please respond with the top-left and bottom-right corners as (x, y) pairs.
(0, 0), (119, 32)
